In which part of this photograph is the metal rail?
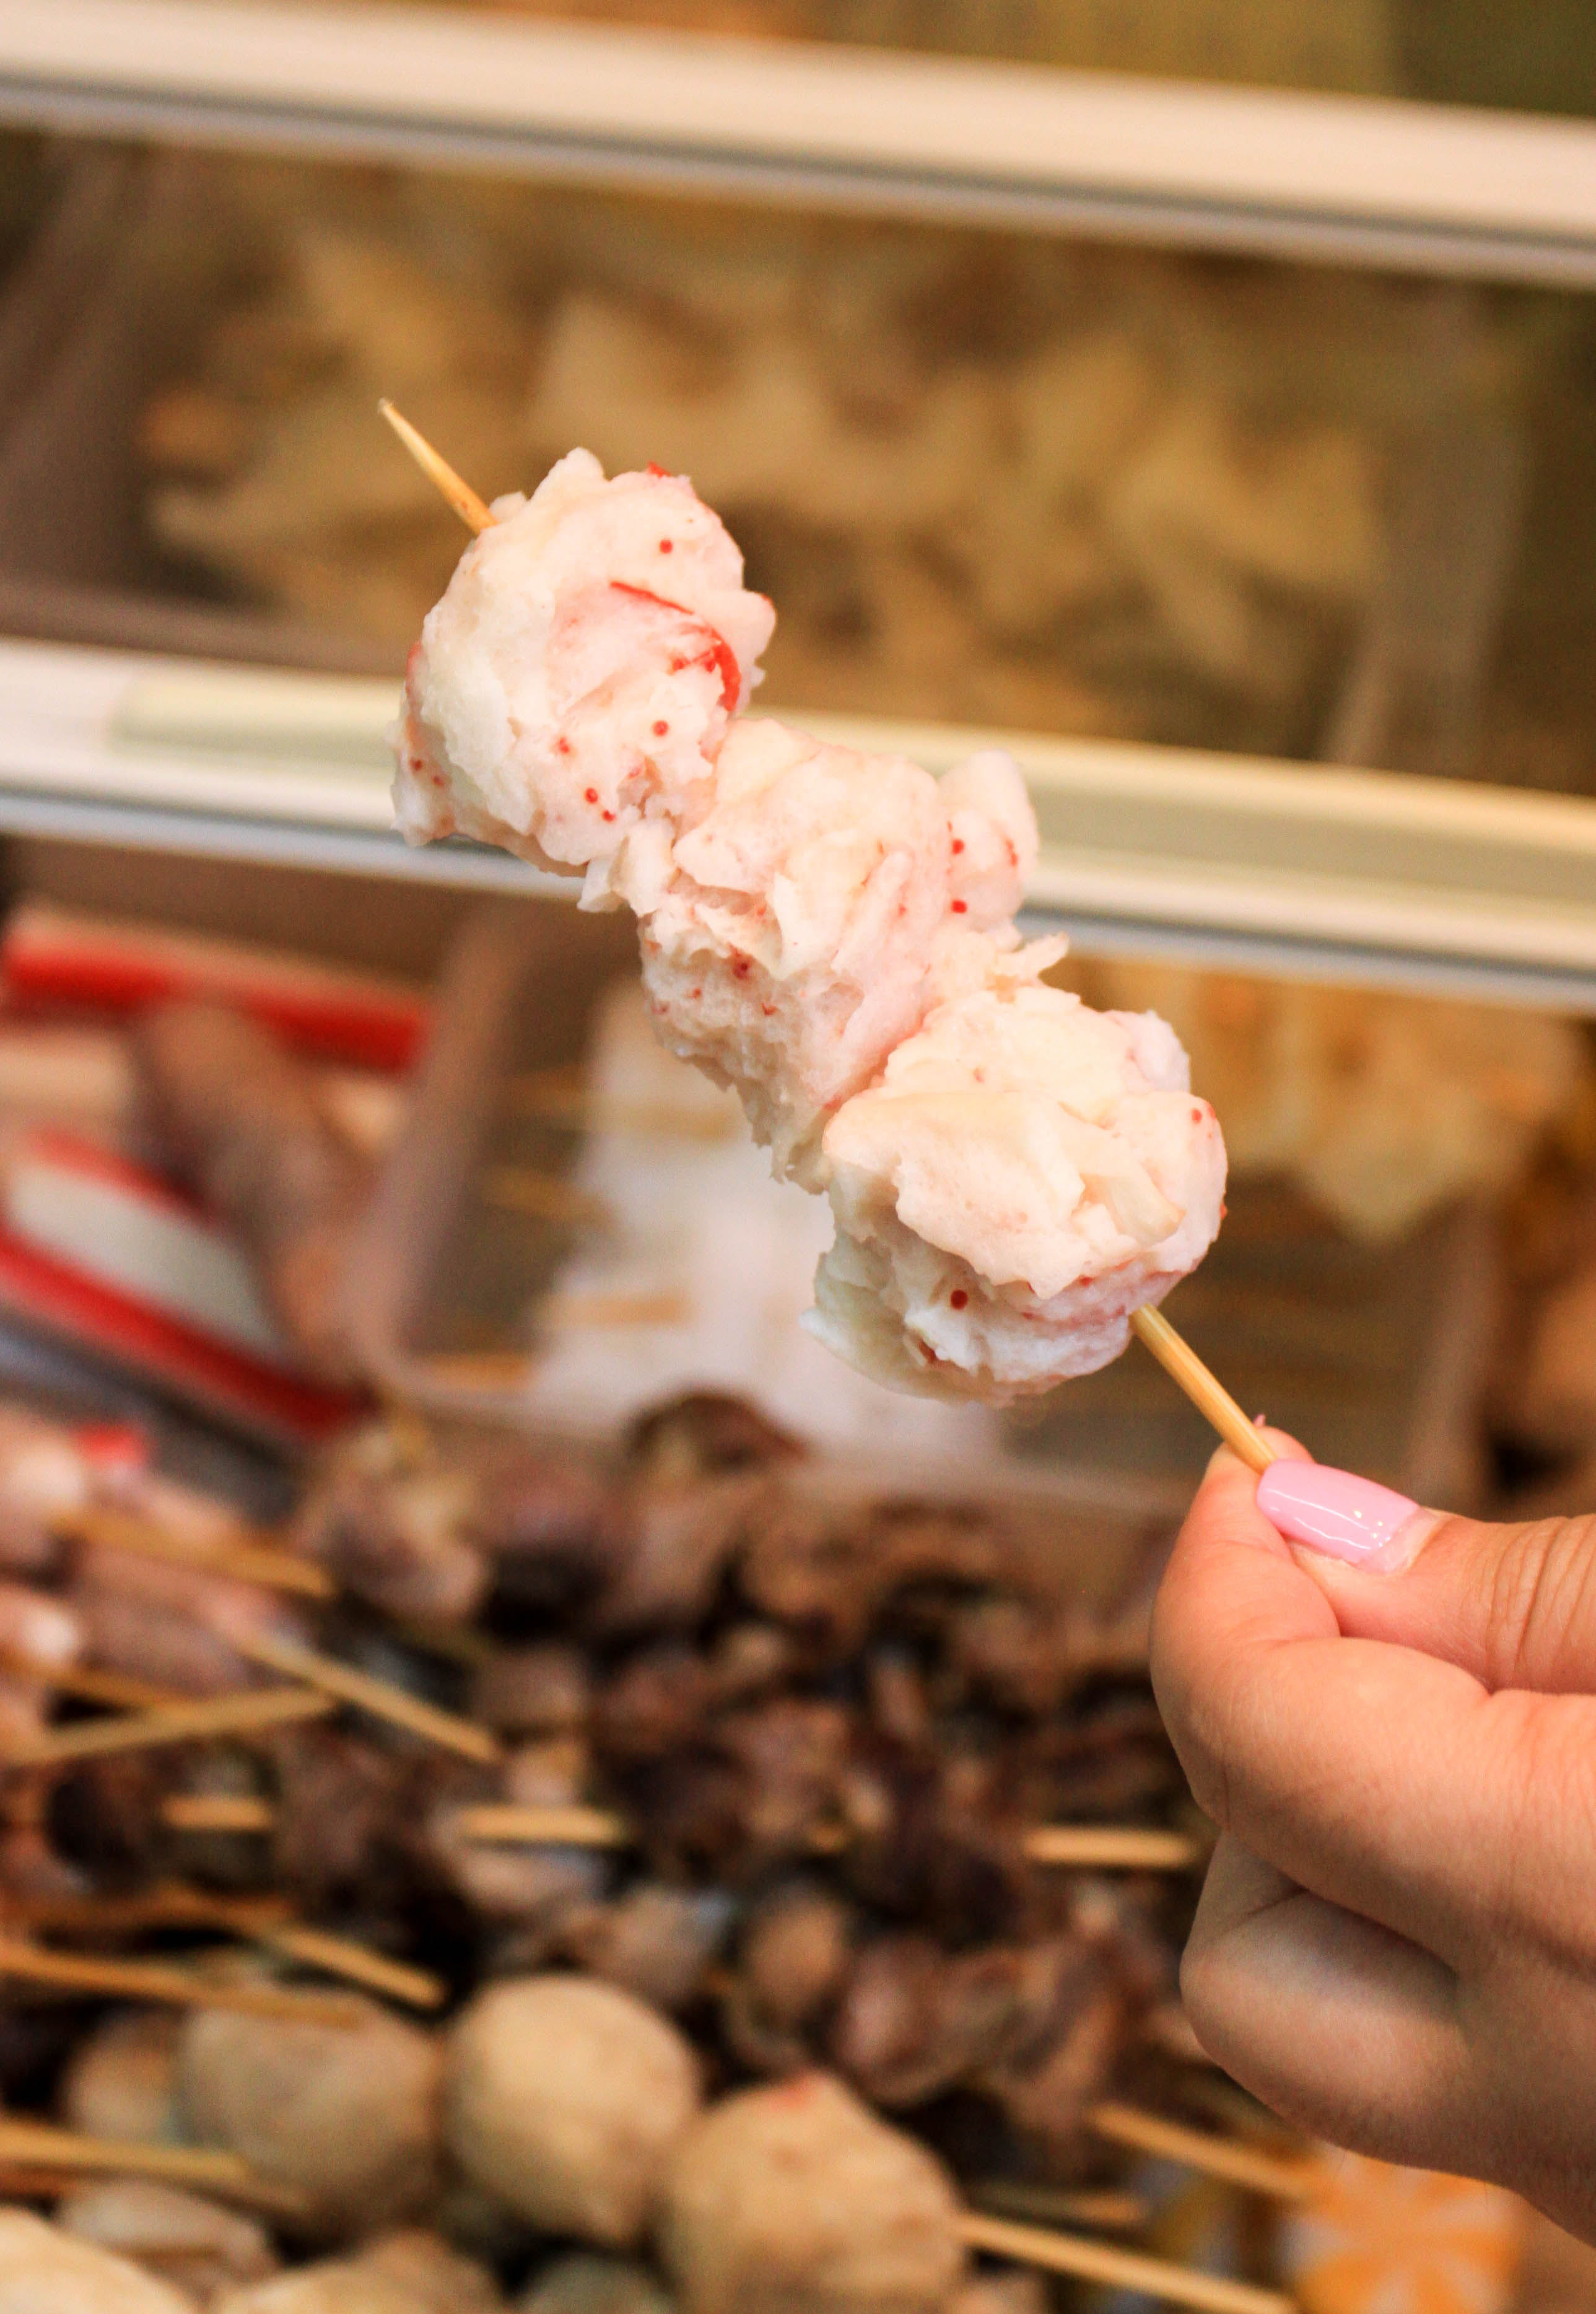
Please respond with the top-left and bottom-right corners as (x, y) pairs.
(5, 0), (1596, 283)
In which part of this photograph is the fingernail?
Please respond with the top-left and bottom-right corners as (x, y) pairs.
(1255, 1461), (1431, 1571)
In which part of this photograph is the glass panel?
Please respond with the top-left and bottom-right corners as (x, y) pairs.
(7, 138), (1596, 793)
(62, 151), (1506, 753)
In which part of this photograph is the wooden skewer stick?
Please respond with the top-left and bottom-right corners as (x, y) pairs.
(380, 403), (1280, 1480)
(483, 1167), (613, 1228)
(1086, 2100), (1315, 2201)
(1024, 1826), (1202, 1870)
(543, 1291), (693, 1331)
(958, 2212), (1292, 2314)
(56, 1505), (334, 1600)
(2, 1687), (331, 1771)
(451, 1802), (1201, 1869)
(507, 1068), (737, 1143)
(0, 1937), (363, 2027)
(164, 1885), (446, 2013)
(7, 1877), (445, 2014)
(7, 1880), (290, 1937)
(0, 1650), (187, 1712)
(971, 2180), (1149, 2232)
(380, 399), (495, 534)
(1128, 1309), (1280, 1475)
(254, 1922), (447, 2012)
(233, 1630), (502, 1765)
(0, 2120), (307, 2218)
(162, 1792), (276, 1833)
(451, 1802), (632, 1848)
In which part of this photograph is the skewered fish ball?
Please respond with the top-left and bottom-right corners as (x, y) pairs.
(212, 2235), (502, 2314)
(61, 2010), (185, 2146)
(658, 2072), (965, 2314)
(58, 2181), (280, 2302)
(0, 2209), (196, 2314)
(444, 1975), (700, 2245)
(178, 1997), (443, 2240)
(517, 2254), (674, 2314)
(395, 453), (1226, 1399)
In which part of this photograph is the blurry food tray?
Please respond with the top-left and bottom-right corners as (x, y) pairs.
(345, 896), (1499, 1521)
(0, 137), (1537, 772)
(7, 141), (1596, 1008)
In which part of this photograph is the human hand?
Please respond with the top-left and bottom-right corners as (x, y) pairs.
(1149, 1434), (1596, 2242)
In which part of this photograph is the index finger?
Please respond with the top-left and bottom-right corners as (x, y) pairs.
(1150, 1440), (1590, 1973)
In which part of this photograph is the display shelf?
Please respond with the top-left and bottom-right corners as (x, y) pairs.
(5, 637), (1596, 1013)
(4, 0), (1596, 284)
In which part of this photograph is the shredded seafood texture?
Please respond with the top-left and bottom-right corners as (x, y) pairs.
(811, 974), (1226, 1397)
(640, 725), (1032, 1181)
(395, 450), (774, 906)
(394, 449), (1226, 1400)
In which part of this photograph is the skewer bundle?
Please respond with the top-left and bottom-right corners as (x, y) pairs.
(0, 1379), (1304, 2312)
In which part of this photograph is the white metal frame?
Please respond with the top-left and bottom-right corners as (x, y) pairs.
(4, 0), (1596, 283)
(6, 640), (1596, 1010)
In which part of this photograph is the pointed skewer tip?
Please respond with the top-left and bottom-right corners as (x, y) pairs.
(377, 399), (495, 536)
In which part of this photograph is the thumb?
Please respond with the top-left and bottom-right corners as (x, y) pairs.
(1257, 1458), (1596, 1695)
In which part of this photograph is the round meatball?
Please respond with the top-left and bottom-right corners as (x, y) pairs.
(212, 2233), (500, 2314)
(519, 2253), (674, 2314)
(61, 2009), (183, 2145)
(209, 2263), (425, 2314)
(658, 2074), (965, 2314)
(0, 2210), (193, 2314)
(445, 1975), (700, 2244)
(178, 1996), (442, 2240)
(58, 2181), (279, 2302)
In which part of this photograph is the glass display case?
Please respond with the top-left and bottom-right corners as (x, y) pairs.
(0, 18), (1595, 2304)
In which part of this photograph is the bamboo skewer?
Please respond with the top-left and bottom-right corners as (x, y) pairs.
(1024, 1825), (1203, 1870)
(252, 1923), (447, 2012)
(0, 2120), (308, 2217)
(1127, 1309), (1281, 1474)
(379, 398), (494, 533)
(959, 2211), (1292, 2314)
(482, 1166), (613, 1228)
(161, 1792), (276, 1833)
(543, 1291), (693, 1330)
(5, 1879), (444, 2012)
(0, 1651), (188, 1712)
(186, 1793), (1201, 1870)
(508, 1069), (738, 1142)
(56, 1505), (334, 1599)
(450, 1802), (632, 1848)
(232, 1630), (502, 1764)
(1086, 2100), (1315, 2201)
(445, 1803), (1201, 1867)
(380, 401), (1280, 1479)
(0, 1937), (364, 2026)
(6, 1882), (292, 1937)
(971, 2180), (1149, 2232)
(2, 1687), (332, 1770)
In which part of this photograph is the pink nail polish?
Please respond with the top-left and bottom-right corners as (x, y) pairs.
(1255, 1461), (1428, 1571)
